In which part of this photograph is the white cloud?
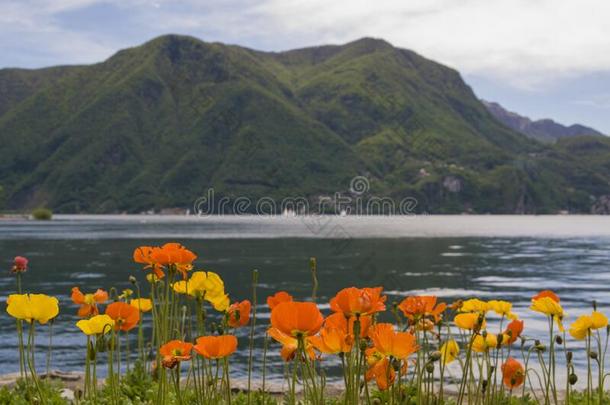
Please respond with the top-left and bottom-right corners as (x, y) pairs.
(1, 0), (610, 89)
(251, 0), (610, 89)
(0, 0), (119, 66)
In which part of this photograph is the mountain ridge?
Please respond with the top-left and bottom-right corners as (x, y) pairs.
(482, 100), (605, 143)
(1, 34), (610, 214)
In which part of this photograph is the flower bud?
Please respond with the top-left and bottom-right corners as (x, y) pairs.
(429, 351), (442, 362)
(555, 335), (563, 345)
(589, 351), (598, 360)
(11, 256), (28, 274)
(496, 333), (504, 345)
(566, 351), (573, 363)
(426, 363), (434, 374)
(129, 275), (137, 284)
(535, 343), (546, 352)
(74, 389), (84, 400)
(569, 374), (578, 385)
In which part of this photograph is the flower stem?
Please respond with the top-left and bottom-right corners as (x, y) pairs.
(247, 269), (258, 404)
(46, 320), (53, 377)
(310, 257), (318, 302)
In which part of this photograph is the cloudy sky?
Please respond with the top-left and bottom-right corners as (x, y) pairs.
(2, 0), (610, 133)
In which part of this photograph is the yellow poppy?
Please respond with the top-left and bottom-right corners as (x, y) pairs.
(488, 300), (518, 320)
(208, 292), (230, 312)
(173, 271), (206, 296)
(119, 289), (133, 299)
(7, 294), (59, 324)
(569, 311), (608, 340)
(440, 339), (459, 364)
(471, 333), (498, 353)
(173, 271), (229, 311)
(130, 298), (153, 313)
(530, 296), (564, 331)
(454, 313), (486, 330)
(76, 314), (115, 335)
(6, 294), (30, 320)
(591, 311), (608, 329)
(459, 299), (489, 314)
(174, 271), (224, 296)
(499, 333), (512, 346)
(202, 272), (225, 295)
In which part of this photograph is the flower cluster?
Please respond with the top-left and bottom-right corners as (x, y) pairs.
(4, 247), (610, 405)
(133, 242), (197, 279)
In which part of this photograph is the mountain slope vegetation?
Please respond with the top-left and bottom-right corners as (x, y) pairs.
(0, 35), (608, 214)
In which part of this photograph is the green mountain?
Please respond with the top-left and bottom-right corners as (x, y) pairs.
(1, 35), (609, 214)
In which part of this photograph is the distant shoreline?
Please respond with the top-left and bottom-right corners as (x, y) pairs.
(2, 212), (609, 218)
(2, 214), (610, 239)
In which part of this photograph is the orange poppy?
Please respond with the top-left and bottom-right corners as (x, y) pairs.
(133, 245), (164, 279)
(71, 287), (109, 318)
(268, 327), (315, 362)
(503, 319), (524, 344)
(324, 312), (372, 338)
(150, 243), (197, 279)
(133, 243), (197, 279)
(160, 340), (193, 369)
(365, 356), (395, 391)
(105, 302), (140, 331)
(227, 300), (251, 328)
(532, 290), (560, 303)
(367, 323), (419, 360)
(330, 287), (386, 317)
(398, 296), (446, 323)
(502, 357), (525, 389)
(193, 335), (238, 359)
(308, 326), (352, 354)
(133, 245), (154, 265)
(270, 301), (323, 338)
(267, 291), (293, 309)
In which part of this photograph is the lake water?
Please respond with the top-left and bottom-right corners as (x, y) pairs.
(1, 215), (610, 386)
